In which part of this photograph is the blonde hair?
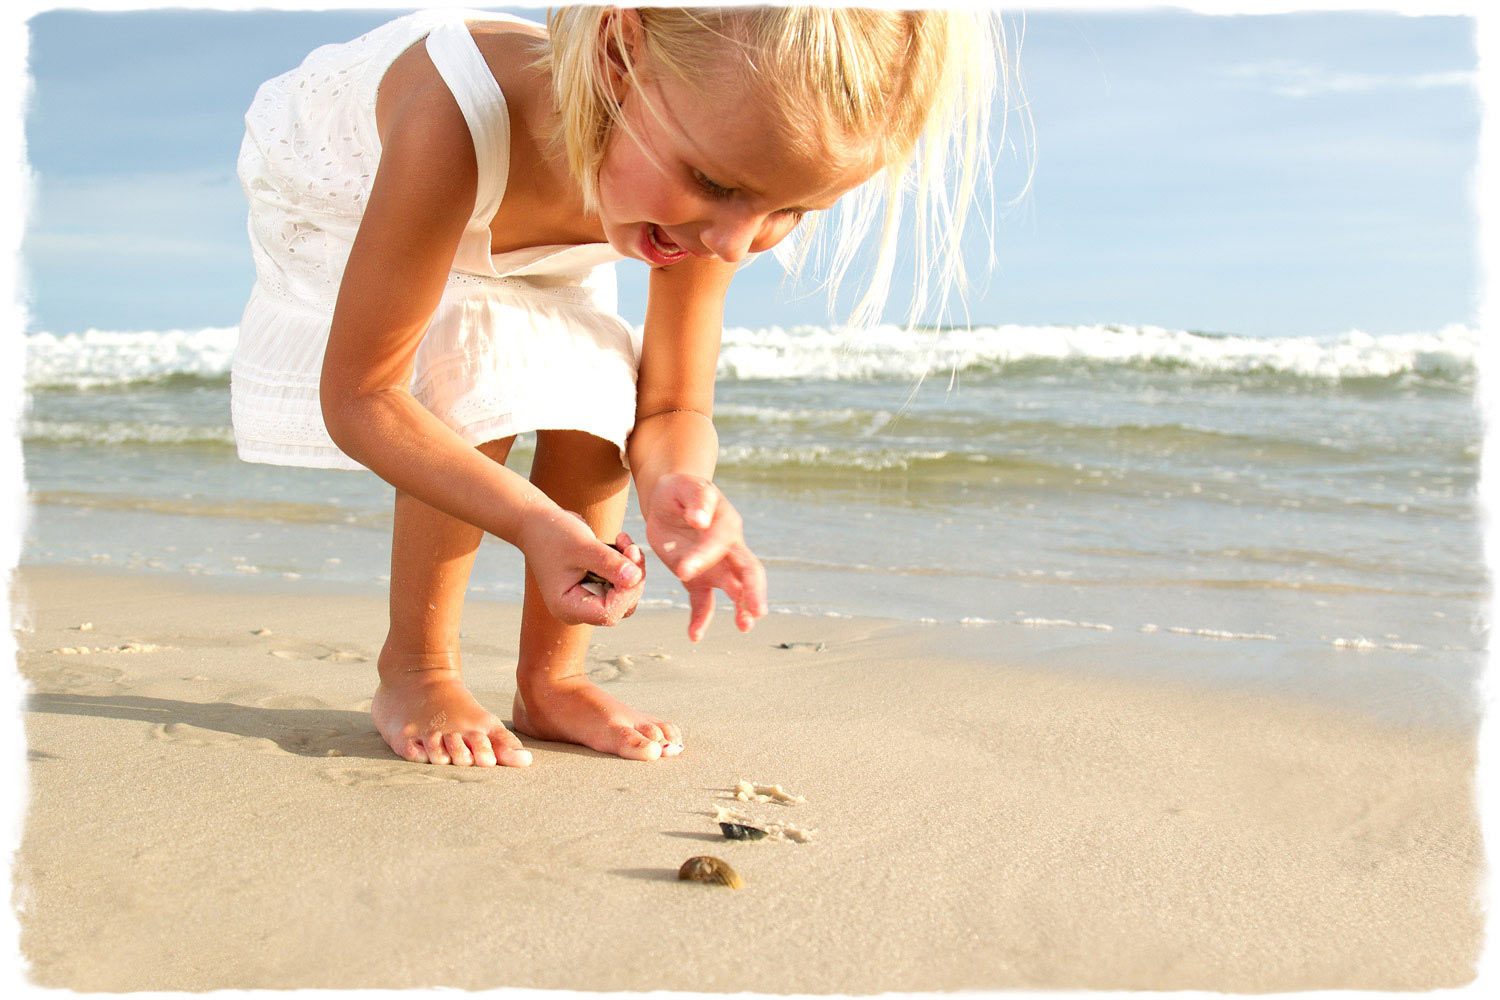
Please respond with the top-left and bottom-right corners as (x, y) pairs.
(539, 6), (1020, 330)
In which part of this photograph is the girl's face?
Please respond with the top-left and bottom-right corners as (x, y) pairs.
(595, 49), (881, 268)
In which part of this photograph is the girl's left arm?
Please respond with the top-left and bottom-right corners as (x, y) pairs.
(628, 257), (768, 641)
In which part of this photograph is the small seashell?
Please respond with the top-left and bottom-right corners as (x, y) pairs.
(677, 856), (742, 888)
(581, 570), (611, 598)
(718, 822), (768, 841)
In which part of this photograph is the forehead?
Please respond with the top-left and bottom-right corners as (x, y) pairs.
(639, 57), (882, 210)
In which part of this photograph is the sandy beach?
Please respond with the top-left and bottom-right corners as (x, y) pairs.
(10, 564), (1481, 991)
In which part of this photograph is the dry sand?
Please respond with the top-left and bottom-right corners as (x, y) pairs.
(10, 565), (1481, 991)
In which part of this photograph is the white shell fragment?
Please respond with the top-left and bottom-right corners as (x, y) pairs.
(734, 779), (806, 805)
(49, 642), (168, 655)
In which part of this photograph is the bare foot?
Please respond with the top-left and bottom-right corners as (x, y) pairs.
(372, 657), (532, 767)
(512, 674), (683, 761)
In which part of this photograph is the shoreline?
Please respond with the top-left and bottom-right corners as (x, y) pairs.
(18, 556), (1482, 733)
(12, 564), (1482, 991)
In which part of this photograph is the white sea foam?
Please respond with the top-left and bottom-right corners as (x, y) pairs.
(716, 321), (1477, 382)
(26, 326), (238, 388)
(25, 321), (1476, 389)
(1164, 626), (1277, 641)
(25, 420), (235, 446)
(1017, 616), (1114, 631)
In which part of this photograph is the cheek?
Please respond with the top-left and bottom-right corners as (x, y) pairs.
(750, 215), (803, 253)
(598, 141), (694, 222)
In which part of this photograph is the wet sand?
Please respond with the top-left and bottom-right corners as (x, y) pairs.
(10, 565), (1482, 991)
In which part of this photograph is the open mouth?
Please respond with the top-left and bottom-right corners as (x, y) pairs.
(642, 223), (689, 266)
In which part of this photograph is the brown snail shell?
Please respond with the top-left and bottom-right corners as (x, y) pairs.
(677, 855), (743, 888)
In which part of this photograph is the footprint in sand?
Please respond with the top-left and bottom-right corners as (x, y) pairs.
(24, 661), (128, 695)
(582, 654), (634, 683)
(151, 719), (354, 757)
(150, 722), (284, 754)
(146, 691), (358, 757)
(322, 763), (492, 786)
(269, 646), (369, 662)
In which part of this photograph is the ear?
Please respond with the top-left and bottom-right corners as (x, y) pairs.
(600, 8), (645, 101)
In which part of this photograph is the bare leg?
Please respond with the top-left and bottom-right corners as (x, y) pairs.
(511, 430), (683, 761)
(371, 437), (533, 767)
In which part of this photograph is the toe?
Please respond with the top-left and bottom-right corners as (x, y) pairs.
(637, 721), (666, 745)
(393, 737), (429, 763)
(614, 726), (662, 762)
(465, 732), (497, 767)
(488, 727), (533, 768)
(443, 732), (473, 766)
(423, 732), (451, 766)
(650, 720), (683, 756)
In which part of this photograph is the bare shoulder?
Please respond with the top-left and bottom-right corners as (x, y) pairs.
(374, 18), (546, 141)
(469, 19), (550, 97)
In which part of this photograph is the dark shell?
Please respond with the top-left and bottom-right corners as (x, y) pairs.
(718, 822), (769, 841)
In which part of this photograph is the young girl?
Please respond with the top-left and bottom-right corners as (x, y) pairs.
(232, 6), (999, 768)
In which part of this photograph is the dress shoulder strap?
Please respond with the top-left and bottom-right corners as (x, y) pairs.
(424, 19), (509, 226)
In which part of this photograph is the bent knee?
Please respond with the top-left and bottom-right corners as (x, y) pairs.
(476, 435), (516, 463)
(533, 430), (630, 491)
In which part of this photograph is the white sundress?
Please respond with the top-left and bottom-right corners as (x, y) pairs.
(231, 8), (639, 471)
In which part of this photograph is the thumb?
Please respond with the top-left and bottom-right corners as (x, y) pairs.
(677, 479), (717, 530)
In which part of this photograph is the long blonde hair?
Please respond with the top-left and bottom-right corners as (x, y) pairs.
(539, 6), (1021, 329)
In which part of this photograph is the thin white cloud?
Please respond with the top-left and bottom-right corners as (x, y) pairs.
(23, 168), (244, 259)
(1225, 58), (1475, 98)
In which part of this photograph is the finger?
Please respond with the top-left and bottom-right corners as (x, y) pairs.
(615, 532), (644, 565)
(677, 531), (735, 582)
(687, 585), (715, 642)
(728, 544), (769, 618)
(603, 585), (639, 623)
(558, 587), (612, 627)
(588, 541), (642, 590)
(606, 551), (642, 590)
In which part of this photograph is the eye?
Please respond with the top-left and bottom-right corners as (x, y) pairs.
(692, 169), (735, 200)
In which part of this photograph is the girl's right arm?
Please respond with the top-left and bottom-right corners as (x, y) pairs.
(319, 48), (640, 624)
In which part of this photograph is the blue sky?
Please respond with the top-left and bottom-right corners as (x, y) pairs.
(19, 6), (1480, 337)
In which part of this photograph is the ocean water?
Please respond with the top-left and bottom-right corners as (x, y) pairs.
(19, 320), (1486, 727)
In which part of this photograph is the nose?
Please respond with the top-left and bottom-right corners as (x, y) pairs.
(698, 204), (765, 264)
